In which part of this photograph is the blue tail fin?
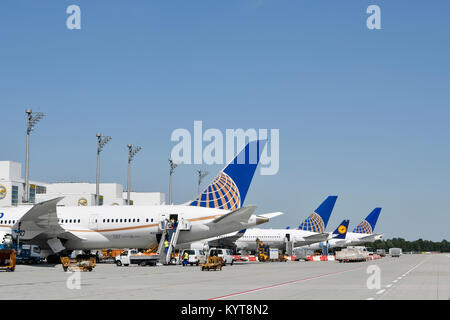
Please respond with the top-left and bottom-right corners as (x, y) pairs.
(332, 219), (349, 239)
(189, 140), (267, 210)
(352, 208), (381, 234)
(298, 196), (338, 233)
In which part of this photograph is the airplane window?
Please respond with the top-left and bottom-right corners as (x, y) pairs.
(151, 218), (153, 222)
(133, 219), (135, 223)
(103, 219), (105, 223)
(137, 219), (140, 223)
(120, 219), (123, 223)
(78, 219), (80, 223)
(146, 218), (148, 222)
(107, 219), (110, 223)
(116, 219), (119, 223)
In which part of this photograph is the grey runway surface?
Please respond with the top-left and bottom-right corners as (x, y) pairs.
(0, 254), (448, 300)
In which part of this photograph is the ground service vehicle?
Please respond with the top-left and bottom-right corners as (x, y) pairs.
(201, 256), (224, 271)
(115, 249), (159, 266)
(16, 244), (41, 264)
(389, 248), (402, 257)
(208, 248), (234, 265)
(61, 256), (96, 272)
(0, 249), (16, 272)
(376, 249), (386, 257)
(178, 249), (206, 266)
(336, 246), (370, 262)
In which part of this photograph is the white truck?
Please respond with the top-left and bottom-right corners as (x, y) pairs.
(336, 246), (370, 262)
(115, 249), (159, 266)
(178, 249), (206, 266)
(389, 248), (402, 257)
(208, 248), (234, 265)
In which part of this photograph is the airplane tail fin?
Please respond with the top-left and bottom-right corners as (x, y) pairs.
(332, 219), (349, 239)
(298, 196), (338, 233)
(352, 208), (382, 234)
(188, 140), (266, 210)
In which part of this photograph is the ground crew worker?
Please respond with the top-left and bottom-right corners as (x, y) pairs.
(164, 239), (169, 254)
(183, 251), (189, 266)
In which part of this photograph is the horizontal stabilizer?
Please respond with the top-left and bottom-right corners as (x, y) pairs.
(257, 212), (284, 219)
(294, 232), (329, 247)
(358, 233), (382, 242)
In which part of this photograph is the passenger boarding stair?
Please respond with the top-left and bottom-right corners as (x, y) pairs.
(157, 219), (191, 265)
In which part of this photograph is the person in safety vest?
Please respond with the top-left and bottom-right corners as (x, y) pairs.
(164, 240), (169, 254)
(183, 251), (189, 266)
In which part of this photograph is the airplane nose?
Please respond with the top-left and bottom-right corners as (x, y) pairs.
(255, 216), (269, 225)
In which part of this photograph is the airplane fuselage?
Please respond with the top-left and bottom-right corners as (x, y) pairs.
(0, 204), (258, 251)
(233, 228), (322, 252)
(300, 232), (383, 250)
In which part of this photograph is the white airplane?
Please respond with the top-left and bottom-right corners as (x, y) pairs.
(185, 196), (339, 253)
(297, 208), (383, 251)
(0, 140), (277, 262)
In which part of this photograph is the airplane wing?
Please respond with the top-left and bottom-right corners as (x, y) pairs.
(210, 206), (257, 225)
(293, 232), (329, 247)
(12, 197), (83, 242)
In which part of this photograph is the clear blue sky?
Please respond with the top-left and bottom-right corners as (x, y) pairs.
(1, 1), (449, 241)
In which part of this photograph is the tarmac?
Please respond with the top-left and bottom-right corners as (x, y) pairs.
(0, 254), (448, 300)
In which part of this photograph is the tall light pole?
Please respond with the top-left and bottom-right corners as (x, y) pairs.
(127, 144), (141, 205)
(197, 170), (208, 195)
(96, 133), (111, 206)
(168, 158), (178, 205)
(24, 109), (44, 203)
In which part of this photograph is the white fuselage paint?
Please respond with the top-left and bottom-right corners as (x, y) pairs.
(299, 232), (383, 250)
(0, 205), (259, 251)
(233, 228), (322, 251)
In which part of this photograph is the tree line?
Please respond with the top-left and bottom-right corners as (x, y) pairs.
(364, 238), (450, 253)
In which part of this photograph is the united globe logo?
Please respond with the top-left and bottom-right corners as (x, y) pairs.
(0, 185), (6, 200)
(299, 212), (325, 233)
(190, 172), (241, 210)
(353, 220), (373, 234)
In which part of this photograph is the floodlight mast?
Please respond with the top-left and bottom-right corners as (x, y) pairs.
(127, 144), (141, 205)
(168, 158), (178, 205)
(24, 109), (44, 203)
(96, 133), (111, 206)
(197, 170), (209, 195)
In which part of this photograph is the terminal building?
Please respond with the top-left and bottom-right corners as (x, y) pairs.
(0, 161), (165, 207)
